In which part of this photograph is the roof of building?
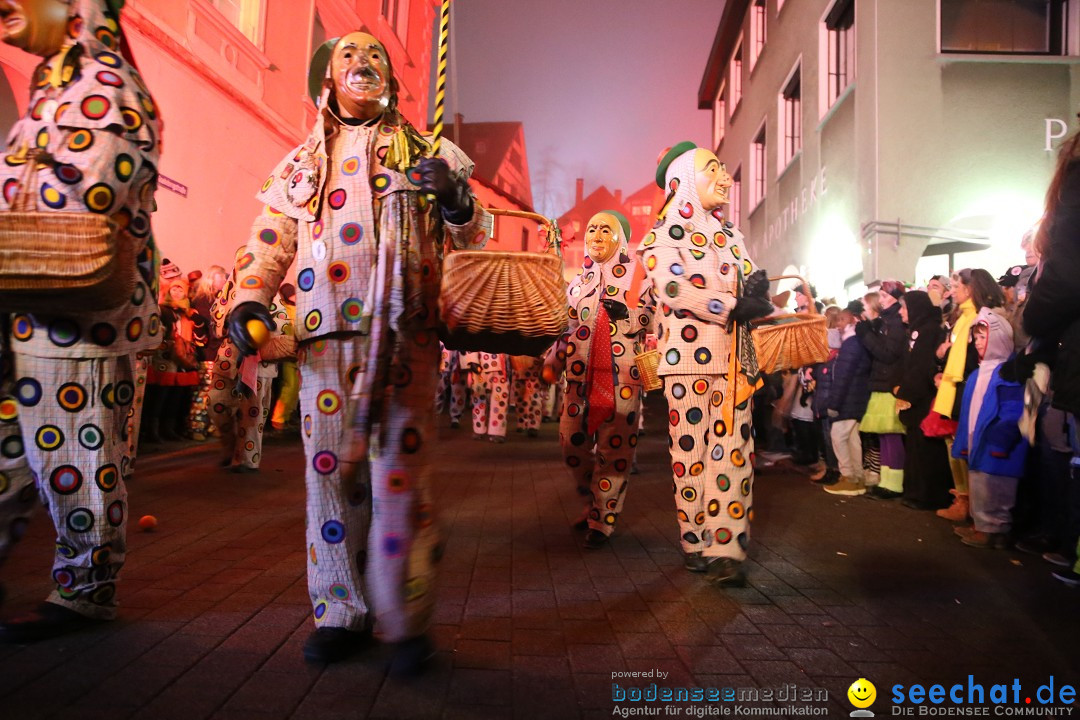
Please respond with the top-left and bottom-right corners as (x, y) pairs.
(444, 121), (522, 183)
(698, 0), (751, 109)
(557, 185), (634, 243)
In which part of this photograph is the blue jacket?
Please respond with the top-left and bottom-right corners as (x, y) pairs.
(827, 334), (872, 421)
(952, 366), (1028, 477)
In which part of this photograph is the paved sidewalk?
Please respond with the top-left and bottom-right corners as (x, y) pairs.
(1, 398), (1079, 719)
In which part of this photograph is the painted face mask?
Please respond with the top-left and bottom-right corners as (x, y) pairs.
(693, 148), (733, 212)
(329, 31), (391, 120)
(0, 0), (70, 57)
(585, 212), (620, 263)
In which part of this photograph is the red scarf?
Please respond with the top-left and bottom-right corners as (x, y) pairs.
(584, 304), (616, 435)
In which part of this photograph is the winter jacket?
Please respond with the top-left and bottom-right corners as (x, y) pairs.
(827, 333), (872, 421)
(952, 369), (1028, 477)
(896, 293), (946, 429)
(856, 303), (906, 393)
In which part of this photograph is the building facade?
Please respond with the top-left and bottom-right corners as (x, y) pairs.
(699, 0), (1079, 298)
(0, 0), (440, 275)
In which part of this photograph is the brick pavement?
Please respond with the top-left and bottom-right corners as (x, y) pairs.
(1, 396), (1079, 719)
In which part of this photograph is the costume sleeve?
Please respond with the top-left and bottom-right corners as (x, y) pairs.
(631, 281), (657, 336)
(232, 206), (300, 309)
(445, 201), (492, 251)
(643, 244), (735, 327)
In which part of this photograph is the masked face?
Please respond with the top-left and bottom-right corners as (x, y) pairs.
(585, 212), (620, 263)
(330, 32), (391, 120)
(693, 148), (733, 211)
(0, 0), (70, 57)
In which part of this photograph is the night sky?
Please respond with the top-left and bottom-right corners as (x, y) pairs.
(444, 0), (724, 217)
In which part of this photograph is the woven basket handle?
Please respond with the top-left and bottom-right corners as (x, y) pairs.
(468, 206), (561, 256)
(10, 150), (44, 213)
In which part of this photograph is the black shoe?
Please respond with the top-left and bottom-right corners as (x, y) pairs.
(0, 602), (105, 644)
(705, 558), (747, 587)
(571, 517), (589, 532)
(631, 462), (640, 475)
(228, 465), (259, 474)
(866, 486), (901, 500)
(389, 634), (435, 678)
(515, 427), (524, 433)
(683, 551), (709, 573)
(1015, 536), (1055, 556)
(527, 429), (539, 438)
(302, 626), (372, 664)
(449, 420), (460, 429)
(583, 529), (609, 550)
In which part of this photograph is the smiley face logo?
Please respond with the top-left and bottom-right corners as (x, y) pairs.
(847, 678), (876, 709)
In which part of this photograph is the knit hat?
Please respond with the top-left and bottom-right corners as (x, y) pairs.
(879, 280), (906, 299)
(997, 265), (1028, 288)
(844, 299), (865, 316)
(607, 210), (632, 244)
(160, 259), (181, 281)
(655, 141), (697, 189)
(187, 270), (203, 284)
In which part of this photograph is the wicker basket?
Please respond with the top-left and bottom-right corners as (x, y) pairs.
(750, 275), (830, 374)
(439, 208), (568, 356)
(634, 349), (662, 392)
(0, 155), (128, 313)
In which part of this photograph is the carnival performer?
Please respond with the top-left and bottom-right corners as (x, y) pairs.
(207, 254), (293, 473)
(224, 32), (490, 672)
(0, 0), (162, 641)
(144, 268), (207, 443)
(637, 143), (773, 587)
(269, 283), (299, 432)
(556, 211), (653, 550)
(461, 352), (510, 443)
(511, 354), (544, 437)
(435, 345), (467, 429)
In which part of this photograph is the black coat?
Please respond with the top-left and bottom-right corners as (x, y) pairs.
(896, 293), (952, 509)
(827, 334), (872, 421)
(1024, 160), (1080, 414)
(856, 303), (906, 393)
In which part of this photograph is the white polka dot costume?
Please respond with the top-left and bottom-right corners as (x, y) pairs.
(559, 217), (654, 537)
(231, 75), (491, 640)
(636, 147), (761, 562)
(0, 0), (161, 620)
(460, 352), (509, 439)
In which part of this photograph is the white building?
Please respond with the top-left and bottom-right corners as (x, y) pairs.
(699, 0), (1079, 299)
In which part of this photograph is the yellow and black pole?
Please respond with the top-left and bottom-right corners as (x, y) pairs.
(431, 0), (451, 157)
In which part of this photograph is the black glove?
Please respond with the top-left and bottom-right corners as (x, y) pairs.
(731, 296), (773, 323)
(854, 320), (872, 338)
(601, 299), (629, 321)
(226, 301), (275, 358)
(417, 157), (473, 222)
(998, 351), (1036, 383)
(744, 269), (770, 299)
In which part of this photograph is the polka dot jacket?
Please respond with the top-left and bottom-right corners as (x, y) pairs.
(1, 0), (161, 359)
(233, 126), (491, 342)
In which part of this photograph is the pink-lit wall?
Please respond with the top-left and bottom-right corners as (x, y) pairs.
(0, 0), (440, 279)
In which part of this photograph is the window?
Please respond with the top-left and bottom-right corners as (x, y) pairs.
(750, 0), (767, 68)
(521, 227), (529, 252)
(779, 64), (802, 169)
(730, 166), (743, 227)
(207, 0), (263, 44)
(749, 122), (767, 210)
(714, 82), (727, 149)
(382, 0), (410, 39)
(941, 0), (1068, 54)
(730, 37), (744, 114)
(825, 0), (855, 109)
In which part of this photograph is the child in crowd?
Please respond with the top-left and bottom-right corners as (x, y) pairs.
(952, 309), (1028, 548)
(825, 300), (873, 495)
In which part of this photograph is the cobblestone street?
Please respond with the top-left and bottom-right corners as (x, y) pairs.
(1, 396), (1078, 719)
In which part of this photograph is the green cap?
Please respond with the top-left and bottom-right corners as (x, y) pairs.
(607, 210), (632, 244)
(308, 38), (339, 105)
(655, 141), (696, 189)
